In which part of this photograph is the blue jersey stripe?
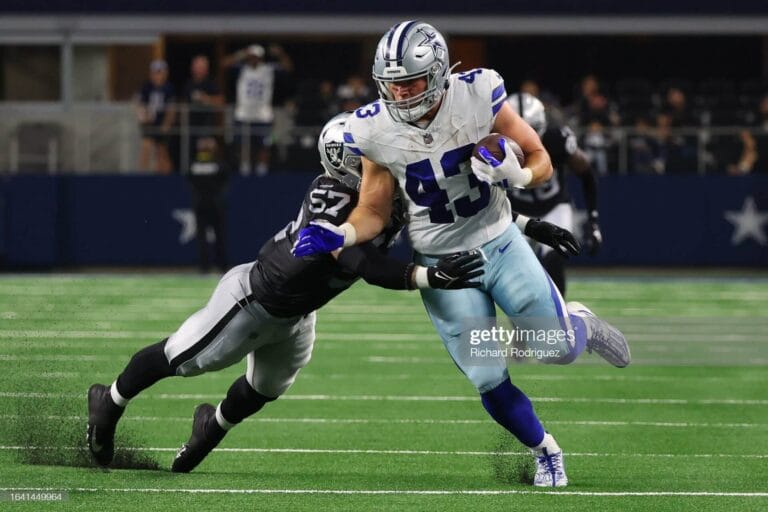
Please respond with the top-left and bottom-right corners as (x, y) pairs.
(491, 83), (507, 102)
(492, 101), (504, 116)
(347, 146), (364, 156)
(343, 132), (354, 143)
(396, 20), (417, 66)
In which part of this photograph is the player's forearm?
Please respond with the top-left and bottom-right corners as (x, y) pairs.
(524, 148), (553, 187)
(341, 204), (390, 246)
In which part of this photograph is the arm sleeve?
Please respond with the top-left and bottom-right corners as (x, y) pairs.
(578, 170), (599, 217)
(336, 243), (415, 290)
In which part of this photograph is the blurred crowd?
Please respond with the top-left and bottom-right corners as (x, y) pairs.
(135, 49), (768, 176)
(527, 75), (768, 175)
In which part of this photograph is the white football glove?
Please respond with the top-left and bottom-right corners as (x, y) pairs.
(470, 138), (532, 189)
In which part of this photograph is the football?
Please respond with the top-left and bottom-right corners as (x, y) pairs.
(472, 133), (525, 166)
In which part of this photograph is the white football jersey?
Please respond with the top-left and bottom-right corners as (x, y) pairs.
(235, 64), (276, 123)
(344, 68), (510, 254)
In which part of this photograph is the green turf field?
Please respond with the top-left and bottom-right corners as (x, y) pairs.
(0, 274), (767, 511)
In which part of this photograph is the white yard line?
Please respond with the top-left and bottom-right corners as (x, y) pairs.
(0, 414), (764, 429)
(2, 331), (766, 343)
(1, 391), (767, 405)
(0, 486), (767, 497)
(0, 446), (766, 459)
(28, 371), (768, 384)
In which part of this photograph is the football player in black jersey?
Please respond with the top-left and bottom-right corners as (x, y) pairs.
(507, 93), (603, 297)
(86, 112), (579, 473)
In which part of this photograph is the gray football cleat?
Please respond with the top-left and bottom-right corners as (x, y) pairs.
(568, 301), (631, 368)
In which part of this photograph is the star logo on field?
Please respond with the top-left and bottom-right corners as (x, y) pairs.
(723, 196), (768, 246)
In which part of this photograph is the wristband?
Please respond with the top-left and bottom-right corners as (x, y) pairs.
(517, 167), (533, 187)
(413, 266), (430, 289)
(339, 222), (357, 247)
(515, 214), (530, 232)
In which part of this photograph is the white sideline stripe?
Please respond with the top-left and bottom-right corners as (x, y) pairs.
(2, 391), (767, 406)
(1, 414), (764, 429)
(0, 487), (766, 497)
(1, 446), (767, 459)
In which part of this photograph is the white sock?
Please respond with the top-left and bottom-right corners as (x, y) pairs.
(215, 402), (235, 431)
(532, 432), (561, 454)
(110, 381), (128, 408)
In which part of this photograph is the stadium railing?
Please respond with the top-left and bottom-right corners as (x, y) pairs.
(0, 102), (762, 175)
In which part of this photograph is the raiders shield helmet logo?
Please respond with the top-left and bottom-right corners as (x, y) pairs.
(324, 141), (343, 168)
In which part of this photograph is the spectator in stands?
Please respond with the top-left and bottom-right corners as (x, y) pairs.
(582, 121), (610, 175)
(182, 55), (225, 172)
(660, 87), (699, 172)
(628, 116), (663, 174)
(520, 79), (540, 98)
(572, 75), (621, 127)
(296, 80), (338, 127)
(724, 130), (758, 175)
(336, 74), (373, 112)
(136, 60), (175, 174)
(753, 94), (768, 173)
(656, 112), (698, 173)
(222, 44), (294, 176)
(663, 87), (697, 127)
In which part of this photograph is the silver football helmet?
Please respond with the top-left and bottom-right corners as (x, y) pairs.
(318, 112), (362, 189)
(507, 92), (547, 136)
(372, 20), (451, 123)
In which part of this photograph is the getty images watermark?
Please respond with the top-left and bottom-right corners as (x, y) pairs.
(459, 317), (577, 364)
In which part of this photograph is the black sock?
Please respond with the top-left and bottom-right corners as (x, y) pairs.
(115, 339), (176, 400)
(541, 251), (567, 297)
(219, 375), (276, 426)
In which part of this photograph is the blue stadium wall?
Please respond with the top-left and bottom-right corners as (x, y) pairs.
(0, 174), (766, 268)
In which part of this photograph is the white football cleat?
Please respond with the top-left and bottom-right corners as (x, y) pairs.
(531, 433), (568, 487)
(568, 301), (631, 368)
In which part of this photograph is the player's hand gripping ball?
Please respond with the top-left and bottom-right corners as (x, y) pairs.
(470, 133), (531, 188)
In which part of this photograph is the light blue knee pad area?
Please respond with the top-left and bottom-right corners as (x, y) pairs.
(416, 224), (582, 393)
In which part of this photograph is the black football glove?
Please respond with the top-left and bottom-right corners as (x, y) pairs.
(586, 215), (603, 256)
(428, 250), (485, 289)
(524, 219), (581, 258)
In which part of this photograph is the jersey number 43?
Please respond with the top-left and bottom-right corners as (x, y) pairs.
(405, 144), (490, 224)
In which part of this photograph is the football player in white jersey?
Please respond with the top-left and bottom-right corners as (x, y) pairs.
(223, 44), (293, 175)
(293, 21), (630, 487)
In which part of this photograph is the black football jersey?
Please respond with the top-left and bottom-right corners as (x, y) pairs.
(508, 125), (579, 217)
(250, 174), (405, 318)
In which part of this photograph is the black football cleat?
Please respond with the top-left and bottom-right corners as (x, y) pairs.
(171, 403), (227, 473)
(86, 383), (124, 467)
